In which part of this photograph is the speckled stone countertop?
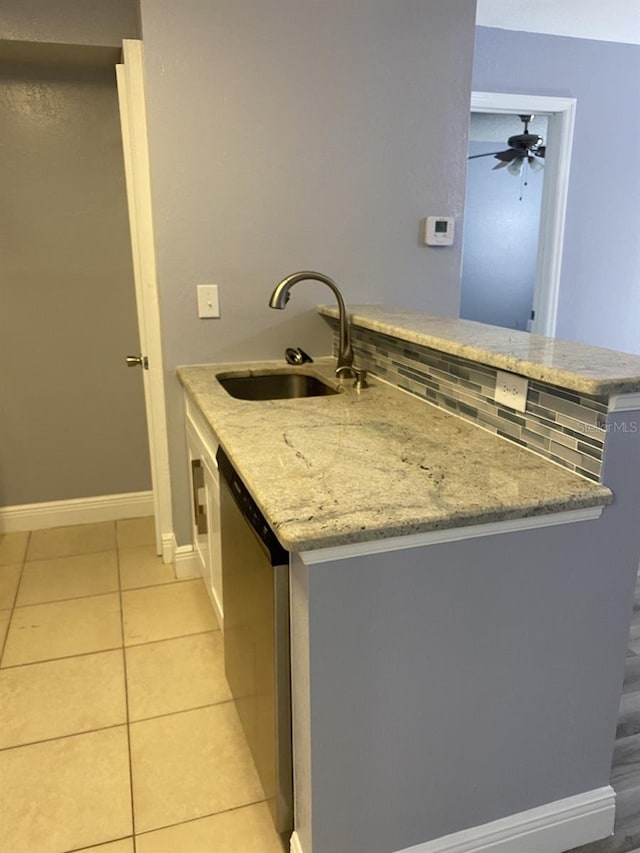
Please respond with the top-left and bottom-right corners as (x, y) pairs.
(178, 359), (611, 552)
(319, 305), (640, 396)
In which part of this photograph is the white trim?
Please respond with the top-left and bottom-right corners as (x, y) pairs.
(0, 492), (154, 534)
(290, 832), (304, 853)
(173, 544), (201, 580)
(469, 93), (577, 338)
(162, 533), (201, 578)
(393, 786), (615, 853)
(609, 392), (640, 413)
(470, 92), (577, 116)
(301, 506), (603, 564)
(289, 787), (614, 853)
(117, 40), (173, 556)
(161, 532), (176, 565)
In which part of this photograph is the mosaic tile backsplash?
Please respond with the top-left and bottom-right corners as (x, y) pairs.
(329, 322), (608, 482)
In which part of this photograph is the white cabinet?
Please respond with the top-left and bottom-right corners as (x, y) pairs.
(185, 396), (223, 629)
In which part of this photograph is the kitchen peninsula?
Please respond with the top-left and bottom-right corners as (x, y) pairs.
(178, 308), (640, 853)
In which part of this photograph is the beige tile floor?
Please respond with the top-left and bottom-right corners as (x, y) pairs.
(0, 518), (286, 853)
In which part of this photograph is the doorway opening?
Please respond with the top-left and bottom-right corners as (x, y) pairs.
(461, 92), (576, 337)
(0, 52), (152, 527)
(462, 112), (546, 332)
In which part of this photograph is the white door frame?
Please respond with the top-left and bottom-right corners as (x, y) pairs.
(116, 39), (173, 561)
(470, 92), (577, 337)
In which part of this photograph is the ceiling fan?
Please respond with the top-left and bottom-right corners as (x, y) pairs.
(468, 114), (546, 176)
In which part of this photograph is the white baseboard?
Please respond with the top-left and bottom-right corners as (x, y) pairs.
(0, 491), (154, 533)
(161, 533), (176, 565)
(396, 786), (615, 853)
(171, 541), (201, 579)
(290, 787), (615, 853)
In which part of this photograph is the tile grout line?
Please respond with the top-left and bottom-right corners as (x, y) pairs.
(12, 586), (121, 611)
(61, 834), (134, 853)
(117, 543), (138, 853)
(129, 696), (237, 727)
(0, 644), (129, 672)
(11, 568), (199, 611)
(123, 625), (222, 651)
(21, 545), (118, 564)
(133, 796), (270, 842)
(0, 721), (129, 755)
(0, 627), (221, 672)
(0, 531), (31, 667)
(121, 627), (219, 650)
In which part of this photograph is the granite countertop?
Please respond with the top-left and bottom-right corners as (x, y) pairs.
(319, 305), (640, 396)
(178, 358), (612, 552)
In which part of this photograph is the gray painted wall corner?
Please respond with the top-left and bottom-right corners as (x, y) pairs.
(138, 0), (478, 544)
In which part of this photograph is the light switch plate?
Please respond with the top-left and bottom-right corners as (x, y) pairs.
(494, 370), (528, 413)
(197, 284), (220, 318)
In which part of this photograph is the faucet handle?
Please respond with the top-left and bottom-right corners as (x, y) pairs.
(336, 365), (368, 390)
(353, 369), (368, 391)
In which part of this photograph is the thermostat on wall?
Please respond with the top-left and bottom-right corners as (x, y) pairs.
(424, 216), (454, 246)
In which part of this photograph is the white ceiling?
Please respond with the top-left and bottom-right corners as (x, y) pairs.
(476, 0), (640, 45)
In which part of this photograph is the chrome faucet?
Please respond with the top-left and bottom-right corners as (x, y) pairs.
(268, 271), (354, 375)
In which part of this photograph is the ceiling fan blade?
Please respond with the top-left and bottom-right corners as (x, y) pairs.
(492, 160), (510, 170)
(468, 150), (503, 160)
(535, 145), (546, 158)
(494, 148), (523, 163)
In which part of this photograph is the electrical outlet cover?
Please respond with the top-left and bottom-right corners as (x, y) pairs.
(494, 370), (528, 413)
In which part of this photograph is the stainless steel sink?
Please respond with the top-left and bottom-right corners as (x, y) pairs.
(216, 370), (341, 401)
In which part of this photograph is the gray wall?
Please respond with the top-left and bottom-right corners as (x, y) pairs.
(292, 517), (637, 851)
(0, 0), (139, 46)
(473, 27), (640, 355)
(0, 61), (151, 506)
(461, 138), (544, 330)
(138, 0), (478, 544)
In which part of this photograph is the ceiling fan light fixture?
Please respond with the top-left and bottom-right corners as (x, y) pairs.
(467, 115), (546, 179)
(507, 157), (524, 176)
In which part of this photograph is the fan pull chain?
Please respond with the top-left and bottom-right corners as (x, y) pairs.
(519, 159), (529, 201)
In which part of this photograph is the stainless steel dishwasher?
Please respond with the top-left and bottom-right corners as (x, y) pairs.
(216, 447), (293, 837)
